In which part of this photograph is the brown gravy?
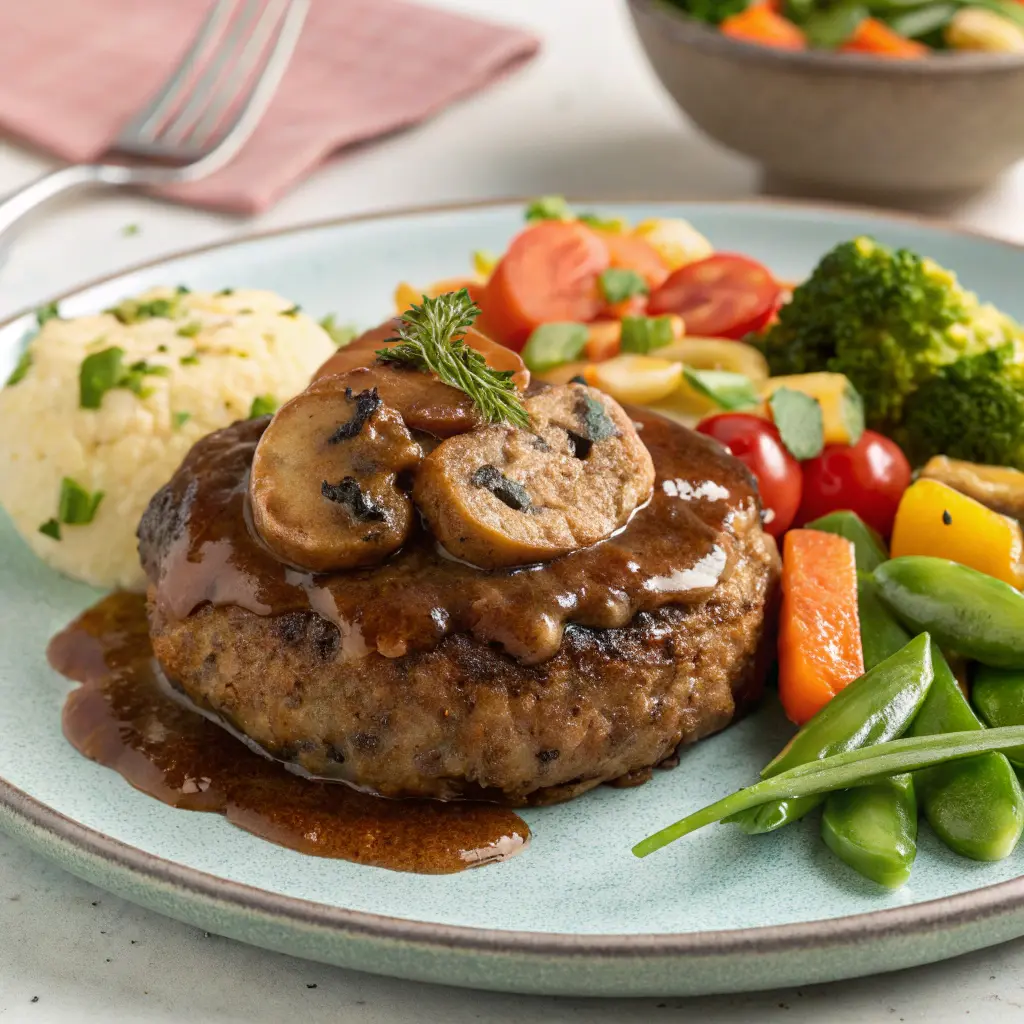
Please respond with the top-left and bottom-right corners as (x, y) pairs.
(141, 409), (760, 666)
(49, 592), (529, 874)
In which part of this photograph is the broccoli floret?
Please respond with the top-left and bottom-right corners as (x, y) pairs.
(757, 237), (1020, 433)
(903, 345), (1024, 469)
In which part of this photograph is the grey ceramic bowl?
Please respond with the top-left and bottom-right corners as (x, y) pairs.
(628, 0), (1024, 199)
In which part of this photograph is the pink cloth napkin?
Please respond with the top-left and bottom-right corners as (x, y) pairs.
(0, 0), (539, 213)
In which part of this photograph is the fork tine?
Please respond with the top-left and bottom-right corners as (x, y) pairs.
(157, 0), (268, 147)
(173, 0), (290, 150)
(173, 0), (309, 179)
(116, 0), (235, 145)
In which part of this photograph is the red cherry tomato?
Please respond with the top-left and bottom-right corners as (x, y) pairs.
(795, 430), (912, 538)
(648, 254), (781, 339)
(696, 413), (802, 539)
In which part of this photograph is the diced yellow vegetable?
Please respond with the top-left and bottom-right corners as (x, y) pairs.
(649, 385), (717, 428)
(656, 337), (769, 383)
(890, 479), (1024, 588)
(394, 277), (477, 313)
(585, 355), (683, 405)
(472, 250), (498, 280)
(761, 372), (863, 446)
(633, 218), (713, 271)
(946, 8), (1024, 51)
(535, 360), (592, 386)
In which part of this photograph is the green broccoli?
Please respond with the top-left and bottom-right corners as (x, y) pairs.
(757, 236), (1020, 433)
(903, 344), (1024, 469)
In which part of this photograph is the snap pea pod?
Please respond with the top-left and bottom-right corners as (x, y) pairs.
(821, 773), (917, 889)
(909, 644), (1024, 862)
(806, 511), (889, 574)
(633, 726), (1024, 858)
(874, 557), (1024, 670)
(725, 635), (933, 835)
(822, 572), (917, 887)
(972, 667), (1024, 769)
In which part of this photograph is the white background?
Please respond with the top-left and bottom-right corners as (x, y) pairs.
(3, 1), (1024, 1020)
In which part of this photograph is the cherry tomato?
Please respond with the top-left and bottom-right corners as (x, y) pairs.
(648, 254), (781, 339)
(795, 430), (912, 538)
(696, 413), (802, 539)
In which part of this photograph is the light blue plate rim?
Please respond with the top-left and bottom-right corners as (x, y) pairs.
(3, 196), (1024, 986)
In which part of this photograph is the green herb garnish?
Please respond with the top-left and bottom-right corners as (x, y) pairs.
(620, 315), (675, 354)
(282, 305), (301, 317)
(599, 268), (648, 305)
(682, 367), (760, 412)
(79, 347), (169, 408)
(121, 223), (140, 237)
(319, 314), (357, 348)
(173, 411), (192, 429)
(377, 289), (528, 428)
(217, 288), (234, 297)
(58, 477), (104, 525)
(36, 301), (60, 327)
(176, 321), (202, 338)
(179, 354), (199, 366)
(5, 350), (32, 387)
(521, 322), (588, 374)
(524, 195), (573, 223)
(38, 519), (61, 541)
(249, 394), (278, 418)
(106, 295), (182, 325)
(769, 387), (825, 460)
(176, 285), (191, 295)
(578, 212), (628, 233)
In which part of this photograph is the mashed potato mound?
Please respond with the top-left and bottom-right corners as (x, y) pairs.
(0, 286), (336, 589)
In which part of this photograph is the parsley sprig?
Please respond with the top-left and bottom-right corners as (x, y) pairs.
(377, 289), (528, 428)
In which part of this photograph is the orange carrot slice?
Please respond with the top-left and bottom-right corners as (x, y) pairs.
(778, 529), (865, 725)
(840, 18), (927, 57)
(594, 230), (670, 291)
(721, 4), (807, 50)
(479, 221), (611, 350)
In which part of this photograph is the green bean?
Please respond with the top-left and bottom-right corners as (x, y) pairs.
(725, 634), (933, 834)
(874, 557), (1024, 670)
(632, 726), (1024, 858)
(972, 666), (1024, 768)
(857, 574), (911, 671)
(821, 773), (917, 889)
(909, 644), (1024, 862)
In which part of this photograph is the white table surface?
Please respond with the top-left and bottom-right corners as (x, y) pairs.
(3, 1), (1024, 1020)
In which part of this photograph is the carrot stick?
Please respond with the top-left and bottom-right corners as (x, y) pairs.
(779, 530), (865, 725)
(720, 4), (807, 50)
(840, 18), (928, 57)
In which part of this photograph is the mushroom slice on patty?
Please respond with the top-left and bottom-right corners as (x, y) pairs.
(249, 378), (423, 572)
(414, 383), (655, 568)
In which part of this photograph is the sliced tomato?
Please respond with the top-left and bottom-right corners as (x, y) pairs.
(593, 229), (670, 291)
(647, 254), (781, 340)
(479, 221), (610, 350)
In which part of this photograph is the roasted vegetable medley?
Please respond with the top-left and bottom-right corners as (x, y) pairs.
(663, 0), (1024, 54)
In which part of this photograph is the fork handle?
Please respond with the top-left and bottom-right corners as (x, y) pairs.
(0, 164), (123, 242)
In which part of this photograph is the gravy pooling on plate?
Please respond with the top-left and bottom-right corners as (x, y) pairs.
(49, 593), (529, 874)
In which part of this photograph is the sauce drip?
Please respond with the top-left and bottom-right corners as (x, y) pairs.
(50, 593), (529, 874)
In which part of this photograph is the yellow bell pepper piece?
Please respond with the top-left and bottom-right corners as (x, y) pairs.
(394, 277), (477, 313)
(761, 372), (863, 446)
(585, 354), (683, 405)
(890, 479), (1024, 588)
(633, 218), (713, 270)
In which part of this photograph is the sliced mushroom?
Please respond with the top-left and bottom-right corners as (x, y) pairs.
(414, 383), (654, 568)
(920, 456), (1024, 523)
(311, 322), (529, 438)
(249, 374), (423, 572)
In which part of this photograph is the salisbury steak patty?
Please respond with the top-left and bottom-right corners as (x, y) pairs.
(140, 411), (779, 805)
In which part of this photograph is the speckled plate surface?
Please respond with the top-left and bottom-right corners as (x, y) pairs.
(3, 200), (1024, 998)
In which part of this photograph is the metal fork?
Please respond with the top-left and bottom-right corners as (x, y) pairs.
(0, 0), (309, 240)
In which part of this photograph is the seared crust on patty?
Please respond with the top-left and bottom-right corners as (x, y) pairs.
(147, 520), (776, 804)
